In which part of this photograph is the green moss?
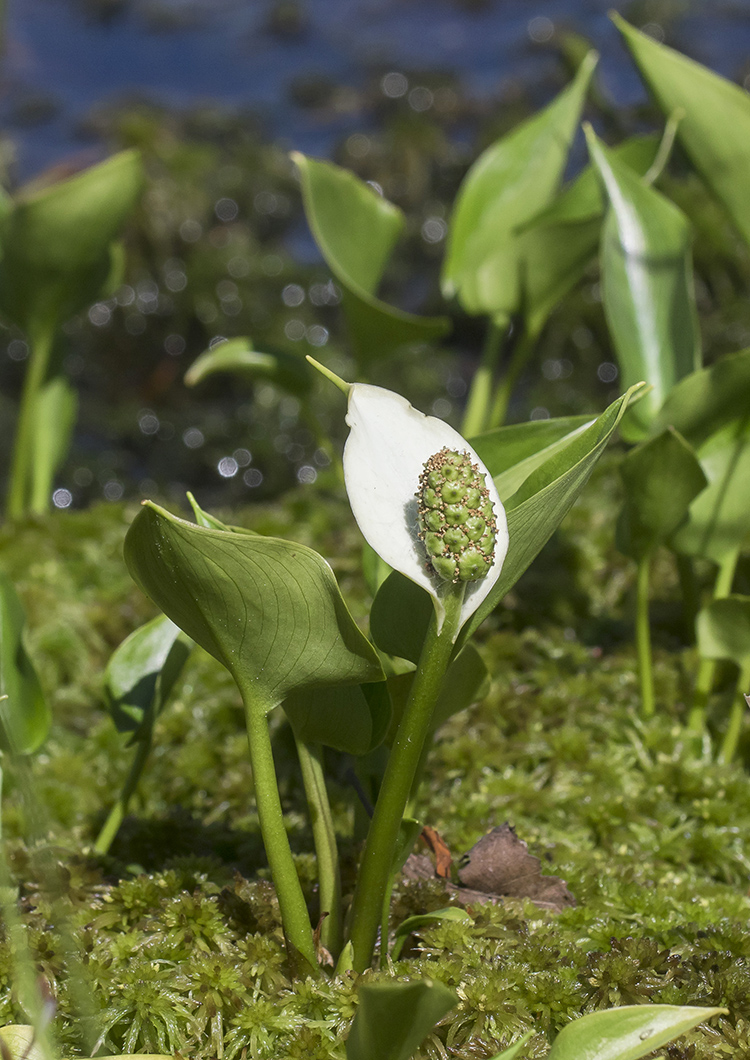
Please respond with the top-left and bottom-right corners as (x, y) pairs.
(0, 491), (748, 1058)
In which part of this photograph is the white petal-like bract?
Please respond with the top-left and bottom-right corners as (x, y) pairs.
(343, 384), (508, 634)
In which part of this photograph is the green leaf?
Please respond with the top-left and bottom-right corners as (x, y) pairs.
(391, 907), (472, 961)
(431, 643), (488, 729)
(670, 416), (750, 564)
(346, 979), (457, 1060)
(471, 415), (594, 501)
(460, 384), (646, 643)
(30, 375), (78, 513)
(282, 680), (389, 756)
(654, 348), (750, 448)
(105, 614), (193, 737)
(614, 12), (750, 249)
(0, 150), (143, 334)
(0, 572), (50, 755)
(547, 1003), (725, 1060)
(486, 1032), (534, 1060)
(518, 134), (660, 338)
(370, 574), (433, 664)
(616, 426), (707, 561)
(0, 1027), (173, 1060)
(585, 127), (700, 437)
(184, 337), (311, 397)
(697, 595), (750, 671)
(124, 503), (383, 714)
(292, 153), (449, 363)
(441, 52), (597, 320)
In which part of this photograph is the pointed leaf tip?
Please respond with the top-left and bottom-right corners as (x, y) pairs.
(306, 355), (352, 395)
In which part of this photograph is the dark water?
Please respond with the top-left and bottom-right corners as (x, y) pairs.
(6, 0), (750, 180)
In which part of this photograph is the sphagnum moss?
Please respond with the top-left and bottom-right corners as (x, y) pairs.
(1, 497), (750, 1058)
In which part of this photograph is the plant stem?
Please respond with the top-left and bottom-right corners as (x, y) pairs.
(294, 737), (342, 959)
(487, 328), (536, 429)
(719, 663), (750, 765)
(461, 317), (507, 438)
(636, 554), (655, 717)
(348, 586), (465, 973)
(239, 680), (317, 971)
(688, 547), (740, 734)
(6, 323), (55, 520)
(93, 728), (154, 856)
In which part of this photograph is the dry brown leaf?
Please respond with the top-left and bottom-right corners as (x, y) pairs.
(401, 822), (575, 914)
(421, 824), (453, 878)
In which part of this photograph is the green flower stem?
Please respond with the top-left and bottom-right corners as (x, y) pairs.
(238, 680), (317, 971)
(461, 316), (508, 438)
(487, 328), (536, 429)
(294, 736), (342, 958)
(688, 547), (741, 734)
(718, 663), (750, 765)
(93, 726), (154, 856)
(348, 585), (465, 973)
(6, 322), (55, 519)
(636, 553), (655, 717)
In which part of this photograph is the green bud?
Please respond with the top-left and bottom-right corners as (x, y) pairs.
(416, 447), (498, 583)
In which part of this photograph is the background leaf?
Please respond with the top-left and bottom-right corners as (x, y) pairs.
(184, 337), (311, 397)
(293, 153), (449, 363)
(0, 150), (143, 334)
(616, 426), (707, 561)
(124, 503), (383, 713)
(547, 1003), (725, 1060)
(441, 52), (597, 320)
(0, 572), (49, 755)
(614, 12), (750, 248)
(345, 979), (457, 1060)
(104, 613), (193, 737)
(518, 134), (660, 338)
(585, 127), (700, 437)
(697, 595), (750, 671)
(670, 416), (750, 564)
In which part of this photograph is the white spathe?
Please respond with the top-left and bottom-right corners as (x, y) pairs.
(343, 383), (509, 634)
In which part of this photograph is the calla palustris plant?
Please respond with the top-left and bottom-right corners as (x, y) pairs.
(125, 352), (643, 973)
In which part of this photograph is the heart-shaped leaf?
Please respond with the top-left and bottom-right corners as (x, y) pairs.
(105, 614), (193, 737)
(293, 153), (449, 363)
(614, 12), (750, 248)
(441, 52), (597, 320)
(345, 979), (457, 1060)
(616, 426), (707, 561)
(184, 337), (311, 397)
(585, 127), (700, 438)
(124, 503), (383, 714)
(547, 1003), (725, 1060)
(0, 150), (143, 334)
(282, 680), (390, 756)
(0, 572), (50, 755)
